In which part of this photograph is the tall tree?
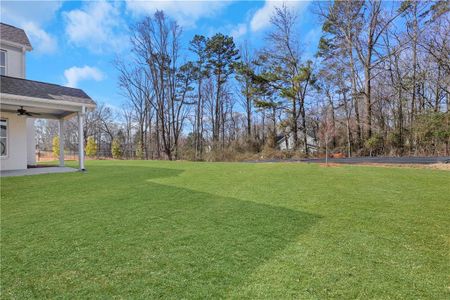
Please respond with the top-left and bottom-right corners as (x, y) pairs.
(205, 33), (240, 147)
(189, 35), (209, 159)
(258, 4), (316, 154)
(234, 42), (256, 140)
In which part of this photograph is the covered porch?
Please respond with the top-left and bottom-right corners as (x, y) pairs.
(0, 75), (96, 174)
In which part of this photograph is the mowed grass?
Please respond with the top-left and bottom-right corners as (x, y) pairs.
(1, 160), (449, 298)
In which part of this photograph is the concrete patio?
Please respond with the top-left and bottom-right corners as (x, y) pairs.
(1, 167), (78, 178)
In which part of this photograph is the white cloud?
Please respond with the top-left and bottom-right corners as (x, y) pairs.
(64, 0), (128, 53)
(230, 23), (248, 40)
(250, 0), (309, 32)
(0, 0), (61, 54)
(0, 1), (62, 26)
(64, 66), (104, 88)
(125, 0), (233, 28)
(21, 22), (57, 54)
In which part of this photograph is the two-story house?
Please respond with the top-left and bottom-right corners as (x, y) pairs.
(0, 22), (96, 172)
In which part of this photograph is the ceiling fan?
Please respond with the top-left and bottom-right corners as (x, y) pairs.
(17, 106), (40, 117)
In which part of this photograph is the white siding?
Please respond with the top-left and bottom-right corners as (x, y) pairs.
(0, 112), (27, 171)
(279, 135), (293, 151)
(278, 132), (318, 153)
(0, 43), (25, 78)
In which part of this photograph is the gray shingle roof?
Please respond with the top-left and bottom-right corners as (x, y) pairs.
(0, 23), (32, 49)
(0, 75), (96, 106)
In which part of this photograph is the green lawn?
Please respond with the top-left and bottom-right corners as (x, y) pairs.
(1, 160), (449, 298)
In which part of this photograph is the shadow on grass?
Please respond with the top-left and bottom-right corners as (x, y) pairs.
(2, 165), (320, 298)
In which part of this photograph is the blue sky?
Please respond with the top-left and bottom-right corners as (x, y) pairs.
(1, 1), (321, 111)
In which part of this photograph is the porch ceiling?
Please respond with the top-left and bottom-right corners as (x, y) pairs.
(0, 102), (79, 119)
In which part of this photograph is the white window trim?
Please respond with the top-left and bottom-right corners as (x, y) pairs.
(0, 118), (8, 159)
(0, 49), (7, 76)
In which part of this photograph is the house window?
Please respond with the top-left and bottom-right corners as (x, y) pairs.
(0, 50), (6, 76)
(0, 119), (7, 157)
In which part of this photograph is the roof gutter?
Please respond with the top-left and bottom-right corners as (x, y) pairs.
(0, 39), (32, 51)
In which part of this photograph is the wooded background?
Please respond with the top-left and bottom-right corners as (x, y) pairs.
(37, 1), (449, 161)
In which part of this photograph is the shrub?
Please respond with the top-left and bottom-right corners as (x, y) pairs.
(364, 134), (384, 156)
(85, 136), (97, 158)
(414, 111), (450, 154)
(52, 136), (60, 159)
(111, 139), (122, 159)
(135, 141), (144, 160)
(387, 130), (405, 155)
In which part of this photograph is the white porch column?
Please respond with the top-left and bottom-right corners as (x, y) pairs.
(26, 118), (37, 166)
(58, 119), (65, 167)
(78, 106), (86, 171)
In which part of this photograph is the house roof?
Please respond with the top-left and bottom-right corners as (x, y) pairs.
(0, 75), (96, 106)
(0, 23), (32, 49)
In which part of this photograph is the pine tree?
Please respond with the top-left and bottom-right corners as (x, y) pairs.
(205, 33), (240, 144)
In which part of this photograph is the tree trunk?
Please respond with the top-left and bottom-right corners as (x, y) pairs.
(213, 70), (222, 146)
(349, 49), (362, 149)
(292, 98), (298, 149)
(156, 114), (161, 159)
(342, 91), (352, 157)
(410, 1), (418, 153)
(364, 52), (372, 140)
(301, 104), (308, 155)
(434, 65), (441, 112)
(195, 78), (202, 160)
(246, 90), (252, 138)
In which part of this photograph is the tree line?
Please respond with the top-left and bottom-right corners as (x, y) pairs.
(37, 1), (449, 160)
